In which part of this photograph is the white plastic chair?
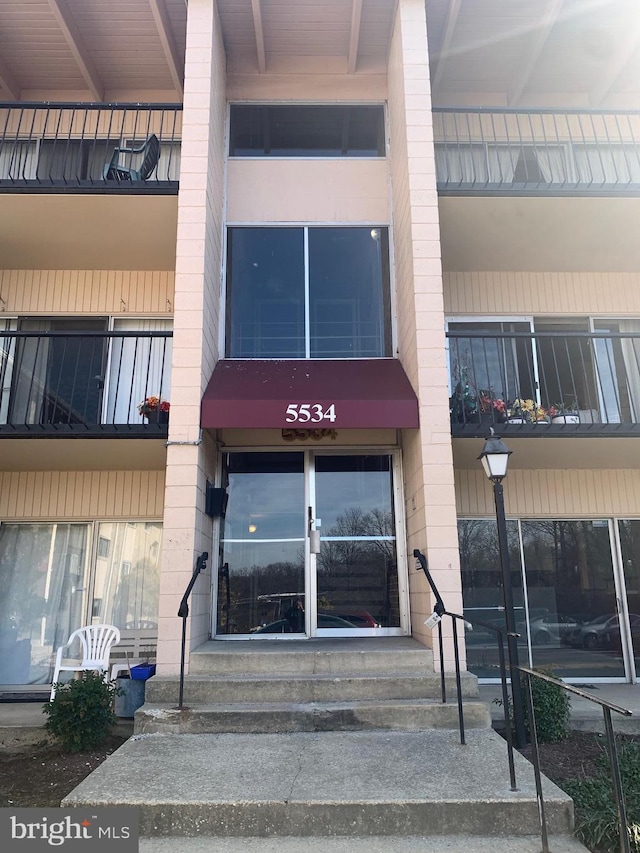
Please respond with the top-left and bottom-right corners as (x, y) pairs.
(50, 624), (121, 701)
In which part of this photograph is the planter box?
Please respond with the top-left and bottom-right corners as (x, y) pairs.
(130, 663), (156, 680)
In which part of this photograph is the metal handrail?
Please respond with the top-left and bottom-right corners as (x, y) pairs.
(447, 328), (640, 431)
(0, 330), (172, 430)
(518, 666), (633, 853)
(414, 549), (634, 852)
(0, 102), (182, 190)
(433, 107), (640, 195)
(413, 549), (518, 790)
(177, 551), (209, 710)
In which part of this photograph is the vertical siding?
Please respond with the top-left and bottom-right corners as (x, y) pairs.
(0, 470), (165, 519)
(445, 271), (640, 316)
(0, 270), (174, 315)
(456, 468), (640, 518)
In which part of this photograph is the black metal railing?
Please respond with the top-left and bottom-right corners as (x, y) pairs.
(519, 667), (633, 853)
(0, 102), (181, 192)
(177, 551), (209, 709)
(448, 329), (640, 436)
(434, 108), (640, 195)
(414, 548), (634, 853)
(0, 330), (172, 435)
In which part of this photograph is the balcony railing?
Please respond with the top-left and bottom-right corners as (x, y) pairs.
(0, 103), (181, 193)
(0, 330), (172, 436)
(448, 329), (640, 437)
(434, 108), (640, 195)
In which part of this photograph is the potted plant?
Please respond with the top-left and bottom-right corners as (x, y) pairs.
(449, 367), (479, 424)
(507, 398), (549, 424)
(549, 401), (580, 425)
(478, 391), (507, 424)
(138, 396), (170, 424)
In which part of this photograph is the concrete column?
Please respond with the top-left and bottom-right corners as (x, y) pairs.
(387, 0), (464, 669)
(156, 0), (227, 675)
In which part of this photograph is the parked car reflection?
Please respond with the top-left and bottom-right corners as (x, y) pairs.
(527, 613), (581, 645)
(252, 614), (359, 633)
(562, 614), (627, 650)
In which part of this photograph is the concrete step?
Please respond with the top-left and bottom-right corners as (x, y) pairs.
(134, 698), (492, 734)
(63, 729), (574, 839)
(145, 671), (478, 705)
(189, 637), (434, 676)
(139, 836), (591, 853)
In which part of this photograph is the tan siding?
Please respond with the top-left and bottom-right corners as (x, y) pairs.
(457, 468), (640, 518)
(0, 471), (165, 519)
(0, 270), (174, 315)
(444, 271), (640, 317)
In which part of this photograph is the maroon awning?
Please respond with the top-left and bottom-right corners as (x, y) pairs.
(201, 359), (419, 429)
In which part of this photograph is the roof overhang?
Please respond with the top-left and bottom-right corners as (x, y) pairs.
(201, 359), (419, 430)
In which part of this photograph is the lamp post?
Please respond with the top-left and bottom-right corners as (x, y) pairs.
(478, 432), (527, 748)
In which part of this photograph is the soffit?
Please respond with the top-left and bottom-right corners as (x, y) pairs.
(426, 0), (640, 107)
(0, 0), (186, 101)
(217, 0), (396, 75)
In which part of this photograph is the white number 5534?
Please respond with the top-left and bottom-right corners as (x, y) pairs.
(285, 403), (336, 424)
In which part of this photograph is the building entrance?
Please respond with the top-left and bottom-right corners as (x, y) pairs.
(215, 451), (406, 637)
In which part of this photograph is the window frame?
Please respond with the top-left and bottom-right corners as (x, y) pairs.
(224, 225), (393, 360)
(227, 103), (387, 160)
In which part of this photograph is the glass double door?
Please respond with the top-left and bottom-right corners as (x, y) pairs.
(215, 451), (402, 637)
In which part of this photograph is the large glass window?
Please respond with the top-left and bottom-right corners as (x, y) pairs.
(0, 523), (89, 685)
(226, 227), (391, 359)
(229, 105), (385, 158)
(459, 518), (626, 681)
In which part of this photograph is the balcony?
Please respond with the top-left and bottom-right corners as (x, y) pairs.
(448, 328), (640, 438)
(0, 330), (172, 437)
(434, 109), (640, 196)
(0, 103), (181, 194)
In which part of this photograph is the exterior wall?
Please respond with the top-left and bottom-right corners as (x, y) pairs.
(226, 74), (386, 103)
(157, 0), (226, 674)
(388, 0), (463, 666)
(457, 468), (640, 519)
(444, 271), (640, 316)
(0, 470), (164, 519)
(0, 270), (174, 315)
(227, 160), (389, 223)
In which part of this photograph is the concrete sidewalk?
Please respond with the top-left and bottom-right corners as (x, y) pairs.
(479, 681), (640, 733)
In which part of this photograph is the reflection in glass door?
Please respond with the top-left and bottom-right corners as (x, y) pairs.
(314, 455), (400, 632)
(216, 451), (404, 637)
(217, 453), (306, 635)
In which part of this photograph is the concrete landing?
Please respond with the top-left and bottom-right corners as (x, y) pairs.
(63, 728), (574, 838)
(139, 835), (590, 853)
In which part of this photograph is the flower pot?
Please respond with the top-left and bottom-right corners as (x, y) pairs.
(130, 663), (156, 680)
(552, 414), (579, 424)
(144, 411), (169, 425)
(507, 417), (526, 424)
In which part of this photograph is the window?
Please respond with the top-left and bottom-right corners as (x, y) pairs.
(91, 522), (161, 631)
(97, 536), (111, 559)
(226, 227), (391, 359)
(229, 105), (385, 157)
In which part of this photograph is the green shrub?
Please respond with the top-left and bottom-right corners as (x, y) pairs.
(524, 669), (571, 743)
(43, 672), (120, 752)
(495, 668), (571, 743)
(563, 739), (640, 853)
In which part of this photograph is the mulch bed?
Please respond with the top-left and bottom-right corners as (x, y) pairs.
(0, 735), (129, 807)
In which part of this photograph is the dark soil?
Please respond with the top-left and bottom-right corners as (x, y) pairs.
(0, 734), (129, 807)
(518, 730), (640, 786)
